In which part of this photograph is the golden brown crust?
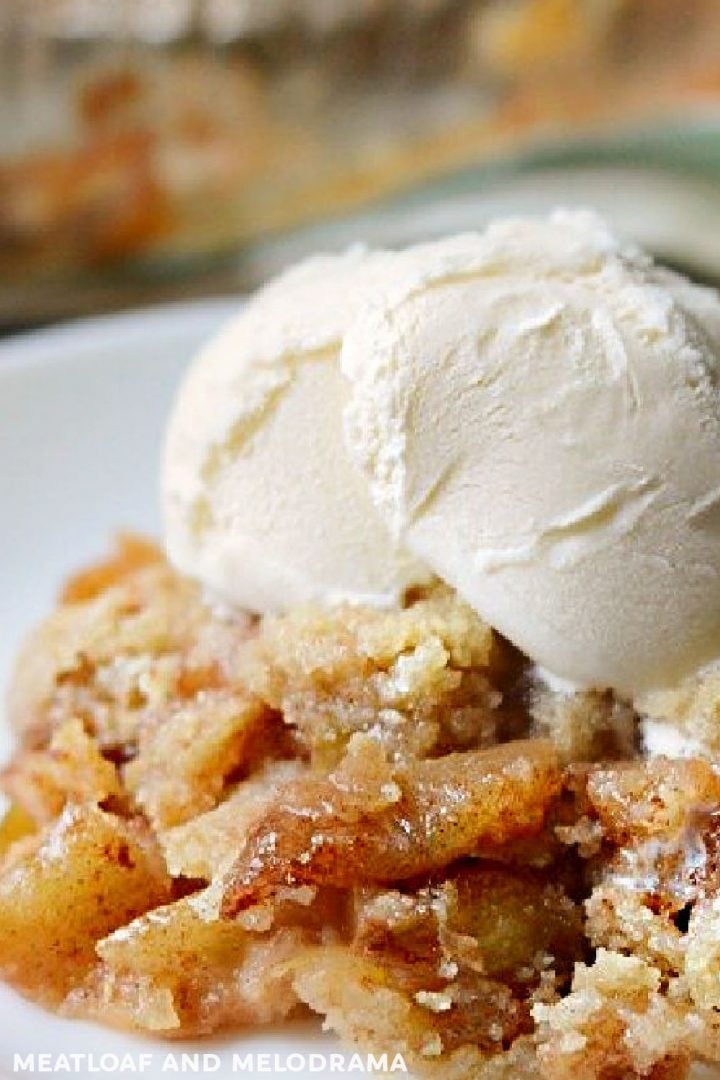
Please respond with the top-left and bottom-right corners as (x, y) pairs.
(60, 534), (165, 604)
(4, 540), (720, 1078)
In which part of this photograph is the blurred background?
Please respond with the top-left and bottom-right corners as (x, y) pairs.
(2, 0), (720, 331)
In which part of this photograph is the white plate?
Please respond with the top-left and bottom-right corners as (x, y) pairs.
(0, 302), (359, 1080)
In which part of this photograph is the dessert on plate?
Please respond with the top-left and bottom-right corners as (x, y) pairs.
(4, 211), (720, 1078)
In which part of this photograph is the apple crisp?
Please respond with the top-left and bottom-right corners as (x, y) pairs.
(3, 535), (720, 1079)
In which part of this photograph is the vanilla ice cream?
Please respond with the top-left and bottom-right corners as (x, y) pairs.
(164, 211), (720, 697)
(162, 247), (431, 613)
(342, 211), (720, 696)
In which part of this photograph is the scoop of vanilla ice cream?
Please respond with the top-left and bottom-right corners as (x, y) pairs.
(162, 248), (431, 612)
(341, 211), (720, 696)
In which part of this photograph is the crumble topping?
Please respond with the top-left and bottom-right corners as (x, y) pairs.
(3, 535), (720, 1078)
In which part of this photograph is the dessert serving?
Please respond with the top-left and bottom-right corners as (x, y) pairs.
(5, 211), (720, 1079)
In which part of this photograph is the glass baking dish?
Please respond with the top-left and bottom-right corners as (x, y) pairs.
(1, 0), (720, 328)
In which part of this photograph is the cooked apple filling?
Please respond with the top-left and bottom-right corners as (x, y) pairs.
(2, 536), (720, 1079)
